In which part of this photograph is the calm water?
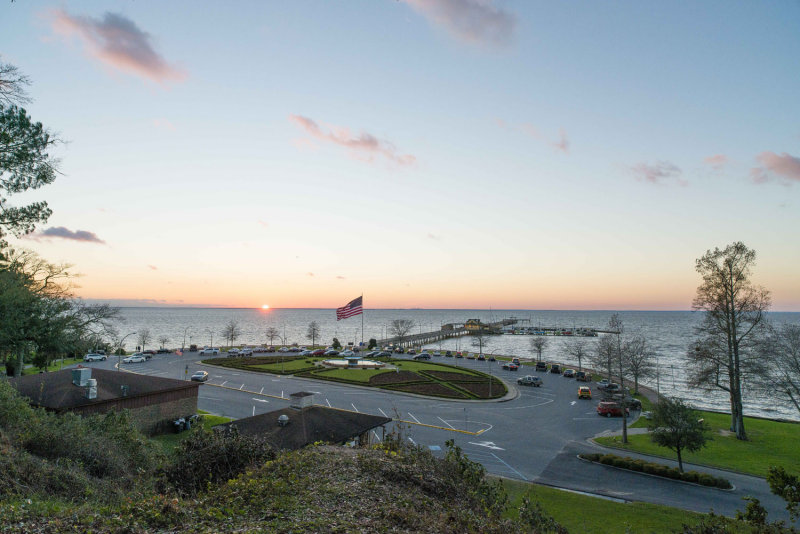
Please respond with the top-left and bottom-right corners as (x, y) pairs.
(118, 307), (800, 421)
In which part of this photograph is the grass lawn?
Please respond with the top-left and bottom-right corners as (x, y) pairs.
(596, 410), (800, 477)
(23, 357), (84, 375)
(393, 360), (475, 374)
(251, 357), (321, 372)
(500, 478), (746, 534)
(311, 367), (386, 383)
(151, 410), (233, 455)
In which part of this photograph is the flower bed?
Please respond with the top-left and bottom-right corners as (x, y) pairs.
(386, 382), (469, 399)
(369, 371), (426, 385)
(451, 380), (507, 399)
(423, 370), (485, 382)
(579, 453), (732, 489)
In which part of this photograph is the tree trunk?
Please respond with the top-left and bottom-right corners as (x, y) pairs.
(676, 447), (683, 473)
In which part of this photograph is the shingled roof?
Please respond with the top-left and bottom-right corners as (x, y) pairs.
(8, 367), (199, 411)
(217, 405), (392, 451)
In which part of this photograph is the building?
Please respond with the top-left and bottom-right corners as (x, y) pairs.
(216, 392), (392, 450)
(8, 367), (199, 435)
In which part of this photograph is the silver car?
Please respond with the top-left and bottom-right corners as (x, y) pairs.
(84, 353), (107, 362)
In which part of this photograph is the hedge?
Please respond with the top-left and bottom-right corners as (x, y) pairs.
(579, 453), (732, 489)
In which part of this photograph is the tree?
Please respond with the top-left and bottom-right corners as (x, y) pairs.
(0, 58), (31, 106)
(529, 337), (549, 362)
(470, 329), (491, 356)
(562, 338), (588, 371)
(759, 324), (800, 415)
(767, 466), (800, 521)
(137, 329), (152, 352)
(265, 326), (280, 347)
(367, 338), (377, 349)
(648, 397), (708, 472)
(624, 334), (656, 395)
(687, 242), (771, 440)
(0, 249), (119, 374)
(222, 320), (241, 347)
(158, 335), (169, 350)
(388, 319), (415, 341)
(331, 337), (342, 350)
(306, 321), (320, 348)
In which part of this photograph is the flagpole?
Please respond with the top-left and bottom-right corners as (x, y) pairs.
(361, 293), (364, 345)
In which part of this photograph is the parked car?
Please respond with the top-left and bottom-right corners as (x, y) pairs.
(311, 349), (326, 356)
(324, 349), (340, 356)
(578, 386), (592, 399)
(227, 348), (241, 357)
(83, 353), (107, 362)
(597, 401), (629, 417)
(512, 358), (521, 366)
(488, 356), (496, 362)
(240, 348), (254, 356)
(376, 351), (392, 357)
(597, 378), (610, 389)
(445, 350), (452, 357)
(550, 364), (562, 374)
(407, 349), (417, 355)
(123, 355), (146, 363)
(563, 369), (576, 378)
(130, 352), (151, 361)
(477, 354), (485, 361)
(142, 350), (156, 355)
(199, 347), (219, 355)
(413, 353), (431, 360)
(340, 350), (356, 357)
(456, 352), (463, 358)
(190, 370), (209, 382)
(156, 348), (171, 354)
(535, 361), (548, 372)
(502, 363), (519, 371)
(517, 375), (542, 387)
(300, 350), (313, 356)
(466, 353), (475, 360)
(278, 347), (291, 353)
(605, 383), (623, 394)
(575, 371), (591, 382)
(394, 347), (405, 354)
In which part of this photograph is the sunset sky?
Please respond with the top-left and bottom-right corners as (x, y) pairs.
(3, 1), (799, 310)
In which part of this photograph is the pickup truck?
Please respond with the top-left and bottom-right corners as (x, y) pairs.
(199, 347), (220, 355)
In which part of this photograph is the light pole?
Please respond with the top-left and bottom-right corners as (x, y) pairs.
(117, 332), (136, 371)
(206, 328), (214, 349)
(182, 327), (190, 352)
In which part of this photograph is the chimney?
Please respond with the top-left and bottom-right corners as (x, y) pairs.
(71, 368), (91, 387)
(289, 392), (314, 409)
(85, 378), (97, 400)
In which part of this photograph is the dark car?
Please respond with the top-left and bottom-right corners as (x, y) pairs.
(535, 361), (548, 372)
(394, 347), (405, 354)
(563, 369), (575, 378)
(502, 363), (519, 371)
(477, 354), (486, 361)
(156, 348), (171, 354)
(517, 375), (542, 387)
(550, 364), (561, 374)
(413, 353), (431, 360)
(407, 349), (417, 355)
(488, 356), (496, 362)
(575, 371), (591, 382)
(142, 350), (156, 356)
(376, 351), (392, 357)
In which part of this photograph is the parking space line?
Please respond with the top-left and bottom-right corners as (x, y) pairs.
(220, 381), (227, 387)
(378, 408), (389, 418)
(326, 398), (332, 408)
(351, 403), (359, 413)
(407, 412), (421, 424)
(437, 417), (455, 429)
(490, 452), (527, 481)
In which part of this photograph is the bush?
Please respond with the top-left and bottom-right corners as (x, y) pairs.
(581, 451), (731, 489)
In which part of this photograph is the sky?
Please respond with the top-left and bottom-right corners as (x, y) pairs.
(2, 1), (799, 310)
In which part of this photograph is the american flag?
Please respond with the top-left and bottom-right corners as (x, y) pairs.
(336, 296), (363, 320)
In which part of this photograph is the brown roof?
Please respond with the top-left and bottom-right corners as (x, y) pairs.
(8, 368), (199, 410)
(217, 406), (392, 451)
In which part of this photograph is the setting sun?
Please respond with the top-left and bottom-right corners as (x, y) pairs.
(262, 304), (270, 310)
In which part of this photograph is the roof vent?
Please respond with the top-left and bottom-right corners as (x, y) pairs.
(120, 385), (129, 397)
(289, 392), (314, 409)
(71, 368), (91, 387)
(85, 378), (97, 400)
(278, 414), (289, 427)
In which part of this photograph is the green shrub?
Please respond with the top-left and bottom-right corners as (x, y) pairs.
(684, 471), (700, 483)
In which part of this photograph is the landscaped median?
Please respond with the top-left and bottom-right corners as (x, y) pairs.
(204, 356), (508, 400)
(579, 453), (732, 489)
(594, 410), (800, 478)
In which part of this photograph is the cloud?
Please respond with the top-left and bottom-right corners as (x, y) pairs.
(336, 275), (346, 280)
(26, 226), (106, 243)
(152, 118), (175, 131)
(404, 0), (516, 46)
(750, 151), (800, 185)
(552, 128), (570, 154)
(148, 265), (157, 270)
(257, 220), (269, 228)
(630, 161), (686, 186)
(306, 272), (315, 277)
(50, 9), (185, 84)
(289, 114), (416, 166)
(703, 154), (727, 170)
(427, 233), (441, 240)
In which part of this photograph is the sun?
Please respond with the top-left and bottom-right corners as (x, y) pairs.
(261, 304), (270, 310)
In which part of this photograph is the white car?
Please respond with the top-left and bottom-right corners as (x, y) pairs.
(84, 353), (107, 362)
(123, 355), (146, 363)
(199, 347), (220, 355)
(227, 348), (241, 357)
(278, 347), (290, 353)
(340, 350), (356, 357)
(240, 348), (253, 356)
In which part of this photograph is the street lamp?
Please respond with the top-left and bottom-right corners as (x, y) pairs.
(205, 328), (214, 349)
(117, 332), (136, 371)
(182, 327), (191, 352)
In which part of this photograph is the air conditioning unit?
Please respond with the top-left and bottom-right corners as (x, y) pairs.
(71, 368), (91, 387)
(85, 378), (97, 399)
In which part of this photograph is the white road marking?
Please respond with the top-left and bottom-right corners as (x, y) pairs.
(468, 441), (505, 450)
(252, 406), (255, 416)
(232, 373), (241, 376)
(326, 398), (332, 408)
(378, 408), (389, 418)
(407, 412), (421, 424)
(351, 403), (359, 413)
(437, 417), (455, 429)
(239, 384), (244, 390)
(373, 431), (382, 442)
(503, 398), (554, 409)
(571, 401), (577, 406)
(408, 437), (416, 445)
(260, 387), (264, 394)
(252, 398), (269, 403)
(221, 381), (227, 387)
(490, 452), (528, 481)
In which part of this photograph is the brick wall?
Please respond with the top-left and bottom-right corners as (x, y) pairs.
(128, 396), (198, 435)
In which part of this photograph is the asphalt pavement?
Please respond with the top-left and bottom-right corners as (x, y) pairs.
(83, 352), (794, 522)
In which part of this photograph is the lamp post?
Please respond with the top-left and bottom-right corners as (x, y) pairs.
(117, 332), (136, 371)
(182, 327), (191, 352)
(206, 328), (214, 349)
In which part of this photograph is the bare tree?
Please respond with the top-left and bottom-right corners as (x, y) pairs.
(158, 335), (169, 350)
(687, 242), (771, 440)
(265, 326), (280, 347)
(389, 319), (415, 341)
(306, 321), (320, 348)
(470, 329), (492, 356)
(529, 337), (549, 362)
(137, 329), (151, 352)
(0, 58), (31, 106)
(562, 338), (589, 371)
(624, 334), (656, 395)
(222, 320), (241, 347)
(759, 324), (800, 415)
(590, 334), (616, 380)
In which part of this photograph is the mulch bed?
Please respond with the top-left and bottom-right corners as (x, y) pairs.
(386, 382), (468, 399)
(453, 380), (507, 399)
(424, 370), (483, 382)
(369, 371), (426, 385)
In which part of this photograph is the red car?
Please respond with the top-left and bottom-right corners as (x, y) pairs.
(502, 363), (519, 371)
(597, 401), (629, 417)
(311, 349), (326, 356)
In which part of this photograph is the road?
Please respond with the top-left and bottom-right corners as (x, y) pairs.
(88, 352), (793, 522)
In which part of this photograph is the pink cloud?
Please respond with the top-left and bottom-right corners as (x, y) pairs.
(336, 276), (346, 280)
(50, 9), (185, 84)
(500, 120), (570, 154)
(552, 128), (570, 154)
(750, 151), (800, 185)
(148, 265), (158, 270)
(306, 272), (315, 277)
(703, 154), (727, 170)
(257, 220), (269, 228)
(404, 0), (516, 46)
(152, 118), (175, 131)
(26, 226), (105, 244)
(289, 115), (416, 166)
(630, 161), (685, 186)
